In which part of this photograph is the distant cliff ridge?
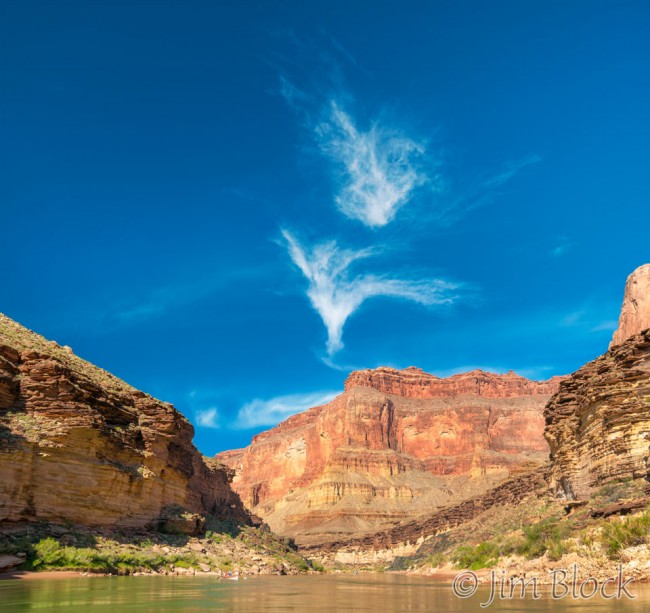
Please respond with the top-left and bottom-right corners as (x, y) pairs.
(0, 313), (248, 531)
(217, 366), (564, 547)
(345, 366), (565, 398)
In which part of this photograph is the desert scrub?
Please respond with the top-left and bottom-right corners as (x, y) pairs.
(309, 559), (326, 573)
(217, 558), (233, 571)
(451, 517), (571, 568)
(26, 537), (191, 574)
(423, 552), (445, 568)
(601, 509), (650, 558)
(452, 533), (525, 570)
(171, 558), (198, 570)
(595, 479), (645, 504)
(204, 518), (241, 538)
(453, 542), (501, 570)
(578, 528), (598, 552)
(287, 554), (310, 572)
(518, 517), (571, 561)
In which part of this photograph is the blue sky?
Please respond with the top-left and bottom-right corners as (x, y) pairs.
(2, 1), (649, 455)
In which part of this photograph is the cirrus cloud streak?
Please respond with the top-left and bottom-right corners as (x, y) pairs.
(282, 229), (459, 356)
(316, 101), (430, 228)
(235, 390), (339, 429)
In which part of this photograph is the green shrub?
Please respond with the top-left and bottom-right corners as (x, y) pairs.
(290, 556), (310, 572)
(601, 511), (650, 558)
(309, 559), (326, 572)
(453, 542), (500, 570)
(518, 518), (570, 560)
(33, 538), (65, 567)
(29, 537), (177, 573)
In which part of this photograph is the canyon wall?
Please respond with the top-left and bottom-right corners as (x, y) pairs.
(545, 329), (650, 500)
(217, 367), (563, 546)
(546, 263), (650, 500)
(0, 313), (248, 530)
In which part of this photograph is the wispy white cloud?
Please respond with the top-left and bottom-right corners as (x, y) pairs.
(550, 236), (573, 258)
(279, 75), (311, 110)
(479, 154), (542, 190)
(439, 154), (542, 224)
(282, 229), (458, 356)
(315, 101), (430, 228)
(67, 265), (268, 334)
(590, 320), (618, 332)
(195, 407), (220, 429)
(560, 308), (618, 335)
(235, 390), (338, 429)
(561, 310), (587, 327)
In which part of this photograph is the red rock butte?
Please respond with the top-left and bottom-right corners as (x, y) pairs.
(217, 366), (565, 547)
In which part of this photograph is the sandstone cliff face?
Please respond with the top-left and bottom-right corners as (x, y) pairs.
(546, 263), (650, 500)
(610, 264), (650, 348)
(545, 329), (650, 500)
(0, 313), (247, 530)
(217, 367), (563, 546)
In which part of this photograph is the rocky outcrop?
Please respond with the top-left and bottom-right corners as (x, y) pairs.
(0, 313), (248, 530)
(305, 469), (547, 564)
(217, 367), (564, 546)
(546, 263), (650, 501)
(610, 264), (650, 348)
(545, 328), (650, 500)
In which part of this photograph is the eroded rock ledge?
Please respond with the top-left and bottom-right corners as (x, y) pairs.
(0, 313), (247, 530)
(545, 328), (650, 500)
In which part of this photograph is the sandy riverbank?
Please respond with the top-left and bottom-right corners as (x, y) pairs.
(0, 570), (97, 581)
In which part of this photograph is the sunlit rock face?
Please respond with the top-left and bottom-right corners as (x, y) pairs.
(546, 264), (650, 501)
(545, 328), (650, 501)
(0, 313), (248, 530)
(217, 366), (563, 547)
(610, 264), (650, 348)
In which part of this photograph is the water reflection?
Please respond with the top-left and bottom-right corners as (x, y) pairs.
(0, 574), (648, 612)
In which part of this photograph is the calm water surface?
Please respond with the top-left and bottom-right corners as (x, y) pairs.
(1, 574), (649, 612)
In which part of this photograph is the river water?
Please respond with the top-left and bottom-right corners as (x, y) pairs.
(1, 573), (649, 612)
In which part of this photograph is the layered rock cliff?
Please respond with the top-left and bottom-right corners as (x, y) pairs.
(546, 263), (650, 500)
(217, 367), (564, 546)
(545, 328), (650, 500)
(0, 313), (247, 530)
(306, 468), (548, 565)
(610, 264), (650, 348)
